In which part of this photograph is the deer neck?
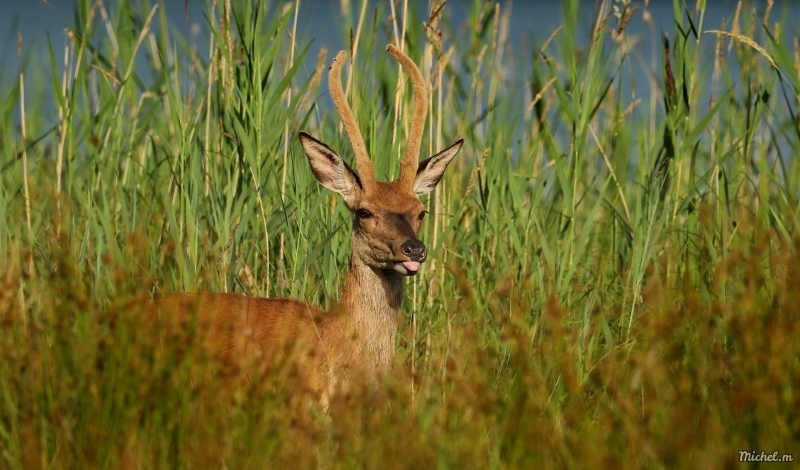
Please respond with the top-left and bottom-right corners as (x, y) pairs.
(337, 254), (404, 375)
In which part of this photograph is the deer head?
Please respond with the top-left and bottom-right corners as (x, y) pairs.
(299, 45), (463, 276)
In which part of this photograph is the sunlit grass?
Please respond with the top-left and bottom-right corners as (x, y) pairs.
(1, 0), (799, 468)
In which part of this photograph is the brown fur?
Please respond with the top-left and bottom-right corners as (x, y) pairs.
(146, 45), (463, 411)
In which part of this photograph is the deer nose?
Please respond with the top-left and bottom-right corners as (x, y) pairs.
(401, 239), (426, 262)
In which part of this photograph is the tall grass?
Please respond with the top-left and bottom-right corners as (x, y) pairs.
(1, 0), (799, 467)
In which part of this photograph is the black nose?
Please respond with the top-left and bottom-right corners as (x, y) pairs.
(401, 239), (426, 262)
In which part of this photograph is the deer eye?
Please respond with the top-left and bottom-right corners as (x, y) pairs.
(356, 208), (373, 219)
(418, 210), (428, 221)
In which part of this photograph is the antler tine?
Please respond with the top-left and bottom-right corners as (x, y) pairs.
(329, 50), (375, 188)
(387, 44), (428, 191)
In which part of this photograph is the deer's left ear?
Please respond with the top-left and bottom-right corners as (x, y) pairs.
(414, 139), (464, 195)
(299, 131), (362, 206)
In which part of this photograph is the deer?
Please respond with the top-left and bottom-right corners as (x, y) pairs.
(148, 44), (464, 411)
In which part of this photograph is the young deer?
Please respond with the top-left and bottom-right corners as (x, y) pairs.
(149, 44), (463, 409)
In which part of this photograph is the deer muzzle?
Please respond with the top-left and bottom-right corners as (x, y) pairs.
(400, 239), (426, 273)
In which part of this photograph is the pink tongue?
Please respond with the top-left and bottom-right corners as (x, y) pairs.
(402, 261), (421, 272)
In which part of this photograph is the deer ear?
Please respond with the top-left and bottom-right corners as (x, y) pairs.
(299, 132), (362, 202)
(414, 138), (464, 195)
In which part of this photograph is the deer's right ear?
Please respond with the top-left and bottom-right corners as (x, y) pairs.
(414, 138), (464, 195)
(299, 132), (362, 202)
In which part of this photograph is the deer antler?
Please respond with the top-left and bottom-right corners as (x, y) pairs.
(387, 44), (428, 191)
(329, 51), (375, 189)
